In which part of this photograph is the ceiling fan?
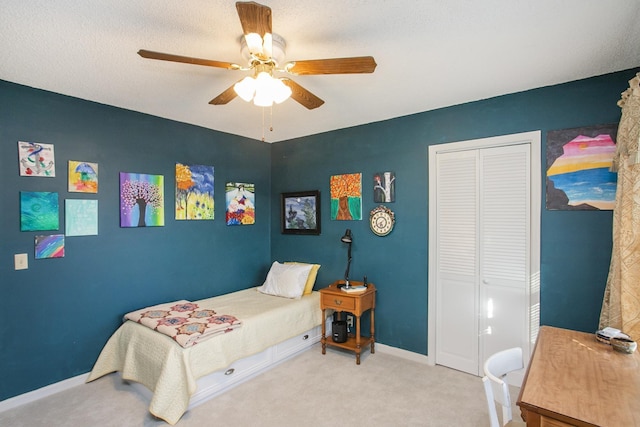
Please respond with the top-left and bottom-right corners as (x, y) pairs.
(138, 1), (377, 110)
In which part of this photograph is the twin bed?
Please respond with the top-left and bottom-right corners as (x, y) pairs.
(87, 262), (325, 425)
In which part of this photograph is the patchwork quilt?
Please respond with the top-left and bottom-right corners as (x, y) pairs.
(124, 300), (242, 348)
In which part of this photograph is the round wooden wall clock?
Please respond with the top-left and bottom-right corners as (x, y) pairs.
(369, 205), (395, 236)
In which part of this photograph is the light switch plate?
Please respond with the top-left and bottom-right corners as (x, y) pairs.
(14, 253), (28, 270)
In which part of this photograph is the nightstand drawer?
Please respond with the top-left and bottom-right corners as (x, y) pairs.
(321, 293), (356, 311)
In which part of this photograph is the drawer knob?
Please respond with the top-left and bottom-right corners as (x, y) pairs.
(225, 368), (235, 376)
(334, 299), (342, 305)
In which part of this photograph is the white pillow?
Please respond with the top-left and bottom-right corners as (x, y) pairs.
(258, 261), (314, 299)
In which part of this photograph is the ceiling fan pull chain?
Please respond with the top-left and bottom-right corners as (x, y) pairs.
(270, 105), (274, 133)
(261, 107), (265, 142)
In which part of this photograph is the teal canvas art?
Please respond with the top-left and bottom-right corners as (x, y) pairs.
(65, 199), (98, 236)
(20, 191), (59, 231)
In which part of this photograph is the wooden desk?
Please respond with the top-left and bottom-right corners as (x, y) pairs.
(517, 326), (640, 427)
(319, 280), (375, 364)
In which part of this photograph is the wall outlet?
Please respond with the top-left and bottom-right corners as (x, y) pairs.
(14, 253), (28, 270)
(346, 315), (354, 330)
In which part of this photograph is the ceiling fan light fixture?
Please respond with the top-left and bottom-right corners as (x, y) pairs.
(253, 71), (274, 106)
(262, 33), (273, 59)
(241, 33), (286, 66)
(244, 33), (264, 57)
(236, 70), (292, 107)
(272, 78), (292, 104)
(253, 91), (273, 107)
(251, 71), (291, 106)
(233, 76), (256, 102)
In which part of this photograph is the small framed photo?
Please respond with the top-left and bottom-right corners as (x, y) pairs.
(281, 190), (321, 235)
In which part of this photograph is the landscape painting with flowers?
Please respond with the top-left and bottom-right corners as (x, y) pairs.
(175, 163), (214, 220)
(225, 182), (255, 225)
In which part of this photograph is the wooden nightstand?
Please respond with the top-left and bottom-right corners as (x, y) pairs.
(319, 280), (376, 364)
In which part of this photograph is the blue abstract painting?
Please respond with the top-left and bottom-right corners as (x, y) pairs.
(20, 191), (59, 231)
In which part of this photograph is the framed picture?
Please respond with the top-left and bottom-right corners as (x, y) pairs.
(281, 190), (321, 235)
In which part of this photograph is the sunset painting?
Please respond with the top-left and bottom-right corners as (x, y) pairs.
(546, 124), (618, 210)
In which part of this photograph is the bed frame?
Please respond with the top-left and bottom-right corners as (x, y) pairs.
(126, 322), (327, 410)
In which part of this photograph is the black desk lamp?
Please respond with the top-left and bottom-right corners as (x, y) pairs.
(341, 229), (353, 289)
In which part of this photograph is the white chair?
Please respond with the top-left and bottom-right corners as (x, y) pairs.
(482, 347), (526, 427)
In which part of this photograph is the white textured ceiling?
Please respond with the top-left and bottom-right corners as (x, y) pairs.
(2, 1), (639, 142)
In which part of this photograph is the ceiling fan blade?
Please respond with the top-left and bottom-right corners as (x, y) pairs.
(236, 2), (272, 37)
(236, 2), (272, 60)
(209, 83), (240, 105)
(285, 56), (377, 75)
(138, 49), (240, 70)
(281, 79), (325, 110)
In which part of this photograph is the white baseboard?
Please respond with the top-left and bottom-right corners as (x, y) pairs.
(0, 373), (89, 413)
(376, 343), (431, 365)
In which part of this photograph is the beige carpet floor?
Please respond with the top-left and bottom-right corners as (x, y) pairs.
(0, 344), (520, 426)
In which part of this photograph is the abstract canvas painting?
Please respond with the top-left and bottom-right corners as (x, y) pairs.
(20, 191), (59, 231)
(546, 124), (618, 210)
(175, 163), (214, 220)
(120, 172), (165, 227)
(68, 160), (98, 193)
(330, 173), (362, 220)
(226, 182), (255, 225)
(18, 141), (56, 177)
(65, 199), (98, 236)
(35, 234), (65, 259)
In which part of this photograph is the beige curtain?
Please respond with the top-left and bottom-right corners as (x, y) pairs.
(599, 72), (640, 340)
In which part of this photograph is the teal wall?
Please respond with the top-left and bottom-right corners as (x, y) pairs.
(271, 68), (638, 354)
(0, 80), (272, 401)
(1, 67), (636, 402)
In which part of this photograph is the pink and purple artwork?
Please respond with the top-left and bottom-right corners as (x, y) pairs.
(120, 172), (165, 227)
(546, 124), (618, 210)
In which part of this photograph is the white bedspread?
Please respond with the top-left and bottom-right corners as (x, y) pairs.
(87, 288), (322, 424)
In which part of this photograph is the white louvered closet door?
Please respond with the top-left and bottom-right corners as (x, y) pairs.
(435, 143), (530, 376)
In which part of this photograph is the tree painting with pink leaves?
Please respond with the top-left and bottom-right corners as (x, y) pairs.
(120, 172), (165, 227)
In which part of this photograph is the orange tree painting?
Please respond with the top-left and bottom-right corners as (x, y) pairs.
(330, 173), (362, 220)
